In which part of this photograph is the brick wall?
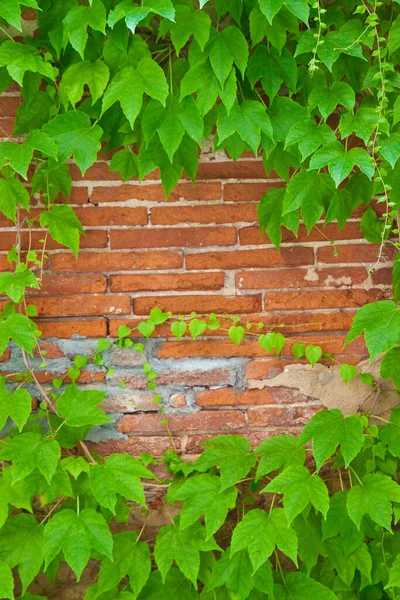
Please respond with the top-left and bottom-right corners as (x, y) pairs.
(0, 86), (394, 455)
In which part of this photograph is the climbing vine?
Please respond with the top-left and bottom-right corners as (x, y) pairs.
(1, 0), (400, 597)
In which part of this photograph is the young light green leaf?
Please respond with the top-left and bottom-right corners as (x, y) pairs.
(0, 313), (38, 357)
(305, 344), (322, 367)
(170, 320), (187, 340)
(44, 508), (113, 581)
(0, 177), (30, 223)
(62, 0), (107, 58)
(340, 364), (357, 383)
(59, 59), (110, 107)
(0, 384), (32, 432)
(0, 40), (57, 85)
(0, 264), (39, 303)
(228, 325), (244, 346)
(300, 409), (365, 470)
(56, 384), (110, 427)
(189, 318), (207, 340)
(258, 332), (286, 355)
(1, 433), (60, 484)
(39, 205), (84, 258)
(109, 149), (139, 181)
(263, 465), (329, 524)
(345, 301), (400, 359)
(256, 435), (306, 479)
(0, 560), (14, 600)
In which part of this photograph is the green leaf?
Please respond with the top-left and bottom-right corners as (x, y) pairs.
(285, 119), (336, 161)
(380, 131), (400, 168)
(154, 518), (219, 585)
(189, 318), (207, 340)
(259, 0), (309, 24)
(102, 58), (168, 128)
(210, 549), (270, 598)
(0, 383), (32, 432)
(360, 206), (384, 243)
(274, 571), (338, 600)
(193, 436), (257, 490)
(43, 111), (102, 176)
(56, 383), (110, 428)
(0, 514), (43, 595)
(300, 409), (365, 470)
(256, 434), (306, 479)
(339, 107), (379, 144)
(0, 560), (14, 600)
(109, 0), (175, 33)
(380, 348), (400, 390)
(264, 465), (329, 524)
(1, 433), (60, 484)
(167, 474), (238, 539)
(258, 332), (286, 354)
(63, 0), (107, 58)
(39, 205), (84, 258)
(257, 187), (286, 248)
(340, 363), (357, 383)
(208, 27), (248, 85)
(140, 569), (197, 599)
(89, 453), (155, 512)
(231, 508), (297, 572)
(305, 344), (323, 367)
(247, 46), (297, 100)
(322, 491), (364, 557)
(60, 59), (110, 108)
(44, 508), (113, 581)
(170, 320), (187, 340)
(0, 264), (39, 303)
(347, 473), (400, 530)
(379, 407), (400, 455)
(0, 313), (38, 357)
(228, 325), (245, 346)
(61, 456), (90, 480)
(308, 81), (355, 121)
(269, 96), (307, 142)
(217, 101), (273, 154)
(0, 177), (30, 223)
(109, 149), (139, 181)
(0, 40), (57, 86)
(97, 531), (151, 598)
(283, 171), (335, 231)
(345, 301), (400, 359)
(386, 554), (400, 590)
(168, 6), (211, 55)
(0, 0), (38, 30)
(389, 15), (400, 55)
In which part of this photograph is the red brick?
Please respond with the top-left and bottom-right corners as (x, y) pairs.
(110, 227), (236, 249)
(30, 274), (107, 295)
(186, 247), (314, 270)
(169, 393), (187, 408)
(0, 96), (20, 117)
(30, 295), (131, 317)
(55, 187), (89, 205)
(0, 230), (108, 251)
(33, 342), (64, 359)
(117, 410), (245, 434)
(264, 289), (387, 311)
(33, 370), (106, 384)
(224, 182), (284, 202)
(317, 243), (397, 264)
(0, 117), (16, 136)
(151, 204), (257, 225)
(87, 436), (181, 456)
(21, 8), (37, 18)
(245, 355), (363, 380)
(110, 272), (224, 292)
(236, 267), (368, 290)
(90, 182), (222, 203)
(195, 160), (268, 180)
(50, 250), (183, 272)
(0, 348), (10, 362)
(38, 319), (108, 338)
(247, 406), (322, 428)
(74, 206), (148, 226)
(371, 267), (392, 286)
(196, 388), (275, 407)
(134, 294), (262, 315)
(239, 222), (364, 245)
(240, 311), (356, 334)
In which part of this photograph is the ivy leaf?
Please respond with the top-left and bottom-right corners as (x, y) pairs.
(59, 59), (110, 108)
(217, 101), (273, 154)
(167, 6), (211, 55)
(247, 46), (297, 100)
(305, 344), (322, 367)
(89, 454), (155, 513)
(379, 131), (400, 169)
(0, 313), (38, 357)
(44, 508), (113, 581)
(263, 465), (329, 525)
(308, 82), (355, 121)
(231, 508), (298, 572)
(96, 531), (151, 598)
(109, 148), (139, 181)
(258, 332), (286, 354)
(380, 347), (400, 390)
(56, 383), (110, 428)
(207, 27), (248, 85)
(345, 301), (400, 359)
(210, 549), (269, 598)
(170, 320), (187, 340)
(325, 188), (357, 229)
(109, 0), (175, 34)
(39, 204), (84, 257)
(63, 0), (107, 58)
(0, 263), (39, 303)
(32, 160), (72, 202)
(228, 325), (244, 346)
(0, 0), (39, 30)
(0, 433), (60, 484)
(309, 142), (374, 186)
(269, 96), (307, 142)
(257, 187), (286, 249)
(154, 518), (219, 585)
(388, 15), (400, 55)
(194, 436), (257, 490)
(0, 177), (30, 223)
(347, 473), (400, 530)
(0, 40), (57, 85)
(300, 409), (365, 470)
(285, 119), (336, 161)
(140, 569), (197, 599)
(167, 474), (238, 539)
(274, 571), (338, 600)
(379, 407), (400, 455)
(360, 206), (384, 243)
(283, 171), (334, 231)
(259, 0), (309, 25)
(256, 434), (306, 479)
(43, 111), (103, 176)
(0, 514), (43, 595)
(322, 491), (364, 557)
(61, 456), (90, 480)
(339, 107), (379, 144)
(0, 383), (32, 433)
(102, 58), (168, 127)
(0, 560), (14, 600)
(340, 363), (357, 383)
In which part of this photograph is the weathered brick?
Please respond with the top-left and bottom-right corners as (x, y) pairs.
(37, 319), (108, 338)
(90, 182), (222, 203)
(169, 393), (187, 408)
(110, 227), (237, 249)
(134, 294), (262, 315)
(50, 250), (183, 272)
(0, 348), (11, 362)
(110, 272), (224, 292)
(74, 206), (148, 226)
(88, 436), (181, 456)
(196, 388), (275, 407)
(0, 230), (108, 251)
(371, 267), (392, 286)
(224, 182), (284, 202)
(317, 243), (396, 264)
(247, 406), (322, 428)
(0, 96), (20, 116)
(30, 274), (107, 295)
(33, 342), (64, 359)
(186, 247), (314, 270)
(30, 295), (131, 317)
(102, 391), (156, 413)
(117, 410), (245, 433)
(236, 267), (368, 289)
(239, 222), (364, 245)
(195, 160), (268, 180)
(264, 289), (387, 311)
(151, 204), (257, 225)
